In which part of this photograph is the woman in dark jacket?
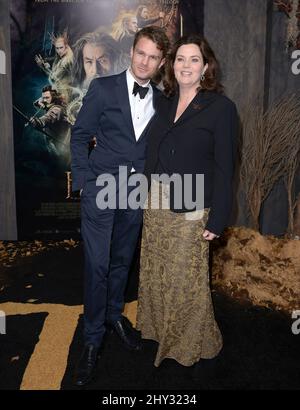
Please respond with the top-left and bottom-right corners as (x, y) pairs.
(136, 34), (238, 369)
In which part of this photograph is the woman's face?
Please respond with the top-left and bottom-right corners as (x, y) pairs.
(141, 7), (149, 19)
(174, 43), (208, 90)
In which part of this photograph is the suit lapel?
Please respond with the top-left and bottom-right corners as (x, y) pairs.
(150, 91), (218, 149)
(171, 90), (218, 127)
(116, 71), (136, 140)
(137, 83), (161, 143)
(169, 92), (179, 126)
(151, 82), (161, 111)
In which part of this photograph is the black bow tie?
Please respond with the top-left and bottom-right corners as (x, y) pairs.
(132, 81), (149, 99)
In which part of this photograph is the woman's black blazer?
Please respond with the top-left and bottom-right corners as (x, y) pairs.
(144, 90), (239, 236)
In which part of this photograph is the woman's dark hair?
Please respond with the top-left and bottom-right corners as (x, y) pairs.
(163, 34), (223, 96)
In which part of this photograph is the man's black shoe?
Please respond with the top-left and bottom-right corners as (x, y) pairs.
(74, 344), (99, 386)
(109, 317), (142, 351)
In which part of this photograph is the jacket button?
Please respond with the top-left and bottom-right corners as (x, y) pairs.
(170, 149), (175, 155)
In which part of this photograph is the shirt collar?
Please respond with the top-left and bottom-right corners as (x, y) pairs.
(126, 68), (151, 91)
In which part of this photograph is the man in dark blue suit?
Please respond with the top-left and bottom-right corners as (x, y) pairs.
(71, 26), (169, 386)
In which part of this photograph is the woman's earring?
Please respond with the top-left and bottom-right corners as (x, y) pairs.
(200, 72), (205, 82)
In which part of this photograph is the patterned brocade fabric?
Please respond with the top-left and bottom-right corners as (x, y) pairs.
(136, 180), (223, 367)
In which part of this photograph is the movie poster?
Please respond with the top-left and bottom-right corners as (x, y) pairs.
(12, 0), (179, 239)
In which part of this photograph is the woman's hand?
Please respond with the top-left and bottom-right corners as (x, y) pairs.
(202, 230), (220, 241)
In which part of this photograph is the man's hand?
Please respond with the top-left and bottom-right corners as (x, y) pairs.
(36, 98), (46, 109)
(35, 54), (43, 67)
(202, 229), (220, 241)
(35, 54), (50, 69)
(29, 117), (43, 128)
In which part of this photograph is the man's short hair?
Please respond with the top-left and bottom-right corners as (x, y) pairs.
(133, 26), (170, 58)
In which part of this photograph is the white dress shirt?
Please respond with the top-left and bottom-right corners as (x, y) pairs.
(126, 68), (155, 141)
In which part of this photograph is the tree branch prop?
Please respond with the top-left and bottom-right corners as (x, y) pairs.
(240, 94), (300, 233)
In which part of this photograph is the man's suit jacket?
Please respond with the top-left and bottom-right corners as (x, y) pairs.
(144, 90), (239, 236)
(71, 70), (161, 192)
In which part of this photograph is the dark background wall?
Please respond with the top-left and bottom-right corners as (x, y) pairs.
(203, 0), (300, 235)
(268, 9), (300, 104)
(204, 0), (268, 111)
(0, 0), (17, 240)
(260, 7), (300, 235)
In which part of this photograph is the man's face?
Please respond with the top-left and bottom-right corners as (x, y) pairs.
(55, 39), (67, 58)
(82, 43), (111, 80)
(127, 17), (138, 34)
(42, 91), (52, 106)
(130, 36), (165, 84)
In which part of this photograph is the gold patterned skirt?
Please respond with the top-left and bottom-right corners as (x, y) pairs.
(136, 180), (223, 367)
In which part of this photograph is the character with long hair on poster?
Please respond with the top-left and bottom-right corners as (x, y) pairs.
(29, 84), (71, 167)
(71, 31), (128, 92)
(110, 11), (139, 55)
(35, 30), (74, 99)
(136, 4), (165, 28)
